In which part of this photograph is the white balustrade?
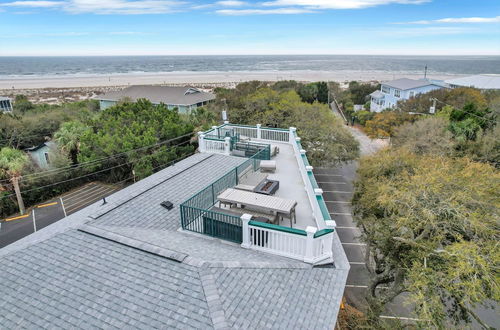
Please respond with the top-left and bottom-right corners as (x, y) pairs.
(241, 214), (334, 264)
(260, 128), (290, 142)
(204, 139), (226, 154)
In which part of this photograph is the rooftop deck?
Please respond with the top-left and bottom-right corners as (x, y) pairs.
(193, 123), (338, 264)
(238, 140), (315, 230)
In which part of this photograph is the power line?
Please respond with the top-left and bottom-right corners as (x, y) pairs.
(0, 149), (196, 201)
(431, 98), (497, 124)
(0, 132), (195, 184)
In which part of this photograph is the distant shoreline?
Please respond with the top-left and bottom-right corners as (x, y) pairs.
(0, 70), (466, 89)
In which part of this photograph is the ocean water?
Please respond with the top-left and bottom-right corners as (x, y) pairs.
(0, 55), (499, 78)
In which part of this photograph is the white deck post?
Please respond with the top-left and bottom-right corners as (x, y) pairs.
(198, 132), (206, 153)
(224, 136), (231, 156)
(289, 127), (296, 144)
(224, 120), (229, 125)
(241, 214), (252, 248)
(256, 124), (262, 139)
(324, 220), (336, 258)
(304, 226), (318, 263)
(212, 125), (218, 137)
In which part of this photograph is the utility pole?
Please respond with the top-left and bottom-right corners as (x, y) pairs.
(429, 97), (437, 114)
(424, 65), (428, 80)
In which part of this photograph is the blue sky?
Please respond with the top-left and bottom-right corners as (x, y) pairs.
(0, 0), (499, 55)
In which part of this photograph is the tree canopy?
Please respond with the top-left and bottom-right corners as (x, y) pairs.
(353, 149), (499, 328)
(213, 85), (359, 166)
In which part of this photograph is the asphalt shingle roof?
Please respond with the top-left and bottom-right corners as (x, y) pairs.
(0, 151), (349, 329)
(0, 231), (213, 330)
(383, 78), (444, 90)
(98, 85), (215, 106)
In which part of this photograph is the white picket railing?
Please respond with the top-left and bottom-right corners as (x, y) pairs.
(247, 225), (308, 260)
(204, 138), (226, 154)
(230, 125), (258, 139)
(241, 214), (334, 264)
(260, 128), (290, 142)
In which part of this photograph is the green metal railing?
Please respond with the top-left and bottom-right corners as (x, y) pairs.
(180, 147), (270, 243)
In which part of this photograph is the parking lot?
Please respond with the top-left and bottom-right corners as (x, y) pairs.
(315, 162), (412, 320)
(0, 182), (120, 248)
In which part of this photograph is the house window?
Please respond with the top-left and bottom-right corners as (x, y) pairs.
(409, 91), (415, 98)
(44, 152), (50, 165)
(394, 89), (401, 98)
(381, 86), (390, 94)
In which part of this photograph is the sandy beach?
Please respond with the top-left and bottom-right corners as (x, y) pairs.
(0, 70), (466, 104)
(0, 70), (465, 90)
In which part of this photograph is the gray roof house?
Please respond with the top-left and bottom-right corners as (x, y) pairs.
(97, 86), (215, 113)
(369, 78), (447, 112)
(0, 123), (349, 329)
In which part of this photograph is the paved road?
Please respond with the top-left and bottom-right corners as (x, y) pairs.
(0, 182), (119, 248)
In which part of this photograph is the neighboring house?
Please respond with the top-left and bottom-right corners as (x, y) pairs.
(445, 74), (500, 90)
(0, 96), (13, 112)
(25, 141), (56, 169)
(97, 85), (215, 113)
(0, 123), (349, 329)
(369, 78), (447, 112)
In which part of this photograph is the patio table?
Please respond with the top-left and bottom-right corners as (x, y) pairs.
(218, 188), (297, 227)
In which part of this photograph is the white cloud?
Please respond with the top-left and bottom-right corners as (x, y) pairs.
(261, 0), (430, 9)
(216, 0), (247, 6)
(399, 16), (500, 24)
(378, 26), (474, 37)
(0, 1), (63, 7)
(217, 7), (315, 15)
(64, 0), (185, 14)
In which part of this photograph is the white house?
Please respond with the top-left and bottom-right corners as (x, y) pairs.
(0, 96), (13, 112)
(369, 78), (447, 112)
(445, 74), (500, 90)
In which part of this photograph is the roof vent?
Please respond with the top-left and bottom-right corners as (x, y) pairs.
(161, 201), (174, 210)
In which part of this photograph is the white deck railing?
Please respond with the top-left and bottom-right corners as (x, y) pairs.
(241, 215), (334, 264)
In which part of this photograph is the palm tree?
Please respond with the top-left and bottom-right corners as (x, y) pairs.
(54, 121), (89, 166)
(0, 147), (29, 214)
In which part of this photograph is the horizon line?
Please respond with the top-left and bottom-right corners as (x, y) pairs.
(1, 53), (500, 57)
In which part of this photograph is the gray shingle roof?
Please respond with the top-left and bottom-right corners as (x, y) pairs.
(0, 230), (213, 329)
(0, 152), (349, 329)
(98, 85), (215, 106)
(383, 78), (444, 90)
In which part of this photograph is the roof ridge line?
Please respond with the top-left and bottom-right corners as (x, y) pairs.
(199, 269), (230, 330)
(78, 225), (190, 263)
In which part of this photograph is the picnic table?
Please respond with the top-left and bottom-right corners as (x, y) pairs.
(217, 188), (297, 227)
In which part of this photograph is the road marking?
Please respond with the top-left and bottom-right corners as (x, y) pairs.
(32, 209), (37, 232)
(330, 212), (352, 216)
(63, 184), (107, 202)
(64, 187), (117, 214)
(36, 201), (58, 208)
(4, 213), (30, 222)
(64, 185), (113, 205)
(349, 262), (365, 265)
(342, 242), (366, 246)
(380, 316), (422, 321)
(346, 285), (390, 289)
(325, 201), (351, 204)
(345, 284), (368, 288)
(60, 197), (67, 218)
(61, 182), (96, 199)
(317, 181), (347, 184)
(314, 174), (343, 177)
